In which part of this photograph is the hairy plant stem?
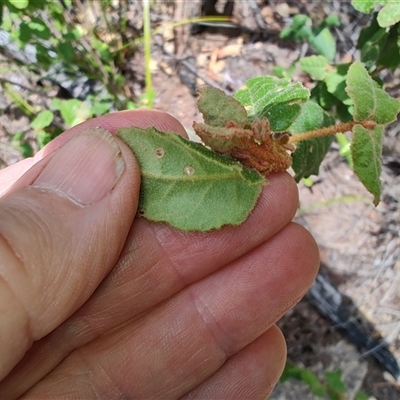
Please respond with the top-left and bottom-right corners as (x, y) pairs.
(288, 120), (377, 144)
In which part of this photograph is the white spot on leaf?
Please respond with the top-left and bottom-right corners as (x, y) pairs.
(183, 165), (195, 176)
(155, 147), (165, 158)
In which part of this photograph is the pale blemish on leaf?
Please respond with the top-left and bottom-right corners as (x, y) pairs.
(183, 165), (195, 176)
(155, 147), (165, 158)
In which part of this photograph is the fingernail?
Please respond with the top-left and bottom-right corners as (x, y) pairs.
(33, 127), (125, 205)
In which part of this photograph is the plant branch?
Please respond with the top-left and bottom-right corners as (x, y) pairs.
(288, 120), (377, 144)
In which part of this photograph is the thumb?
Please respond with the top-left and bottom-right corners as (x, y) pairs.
(0, 127), (140, 380)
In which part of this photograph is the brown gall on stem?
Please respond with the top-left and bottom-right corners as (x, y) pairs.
(194, 118), (294, 177)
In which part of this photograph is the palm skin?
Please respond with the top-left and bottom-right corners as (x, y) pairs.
(0, 110), (319, 399)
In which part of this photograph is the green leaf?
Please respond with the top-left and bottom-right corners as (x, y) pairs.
(377, 24), (400, 70)
(56, 41), (75, 63)
(325, 64), (352, 105)
(300, 370), (326, 397)
(351, 124), (383, 205)
(31, 109), (53, 129)
(36, 130), (53, 149)
(377, 3), (400, 27)
(117, 126), (265, 231)
(279, 14), (310, 40)
(357, 13), (388, 69)
(324, 15), (340, 27)
(351, 0), (383, 14)
(18, 22), (33, 43)
(310, 26), (336, 61)
(8, 0), (29, 9)
(355, 391), (370, 400)
(12, 132), (33, 158)
(51, 99), (91, 126)
(325, 370), (346, 393)
(345, 61), (400, 124)
(290, 101), (335, 182)
(310, 82), (340, 110)
(300, 56), (330, 80)
(27, 18), (51, 40)
(280, 363), (303, 382)
(88, 98), (113, 116)
(234, 76), (309, 131)
(197, 86), (247, 127)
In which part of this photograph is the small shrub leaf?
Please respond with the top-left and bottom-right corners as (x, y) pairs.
(234, 76), (309, 131)
(310, 27), (336, 61)
(346, 61), (400, 124)
(300, 370), (326, 397)
(377, 3), (400, 27)
(351, 124), (383, 205)
(377, 25), (400, 70)
(351, 0), (377, 14)
(197, 86), (247, 127)
(325, 65), (352, 105)
(325, 370), (346, 393)
(31, 110), (54, 129)
(27, 18), (51, 40)
(300, 56), (330, 80)
(8, 0), (29, 9)
(117, 126), (265, 231)
(290, 101), (335, 181)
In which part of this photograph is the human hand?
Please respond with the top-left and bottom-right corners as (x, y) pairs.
(0, 110), (319, 399)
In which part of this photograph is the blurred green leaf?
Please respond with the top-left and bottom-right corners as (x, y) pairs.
(273, 64), (295, 79)
(325, 15), (340, 27)
(19, 21), (33, 42)
(355, 391), (369, 400)
(357, 13), (388, 69)
(31, 109), (54, 129)
(89, 98), (113, 116)
(300, 370), (325, 397)
(279, 14), (310, 40)
(310, 26), (336, 61)
(310, 82), (340, 111)
(377, 24), (400, 70)
(300, 56), (330, 80)
(27, 18), (51, 40)
(325, 64), (351, 105)
(377, 3), (400, 27)
(8, 0), (29, 9)
(36, 130), (53, 149)
(325, 370), (346, 393)
(56, 41), (75, 62)
(12, 132), (33, 157)
(351, 0), (381, 13)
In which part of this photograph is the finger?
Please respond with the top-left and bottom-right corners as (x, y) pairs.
(181, 325), (286, 400)
(0, 172), (299, 398)
(0, 110), (186, 196)
(21, 223), (318, 399)
(1, 172), (298, 395)
(0, 127), (140, 381)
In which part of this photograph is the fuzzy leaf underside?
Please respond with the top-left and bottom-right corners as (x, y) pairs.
(300, 56), (330, 81)
(197, 86), (248, 127)
(234, 76), (309, 131)
(117, 127), (265, 231)
(346, 61), (400, 124)
(290, 101), (335, 181)
(351, 125), (383, 206)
